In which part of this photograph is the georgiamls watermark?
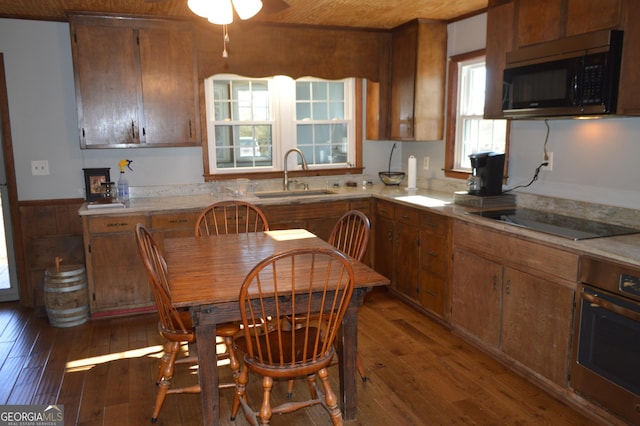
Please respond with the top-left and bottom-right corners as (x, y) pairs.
(0, 405), (63, 426)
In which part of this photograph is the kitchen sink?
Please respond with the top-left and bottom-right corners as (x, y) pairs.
(255, 189), (336, 199)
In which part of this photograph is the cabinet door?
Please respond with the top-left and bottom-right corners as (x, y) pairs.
(138, 24), (200, 146)
(451, 248), (502, 347)
(418, 210), (449, 315)
(71, 23), (142, 147)
(484, 1), (515, 119)
(395, 221), (419, 300)
(516, 0), (564, 47)
(89, 232), (151, 313)
(565, 0), (624, 36)
(373, 216), (394, 282)
(501, 267), (574, 386)
(390, 23), (417, 140)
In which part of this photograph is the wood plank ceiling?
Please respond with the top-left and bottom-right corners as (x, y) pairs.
(0, 0), (487, 29)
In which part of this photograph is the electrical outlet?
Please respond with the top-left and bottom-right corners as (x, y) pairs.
(31, 160), (49, 176)
(423, 156), (430, 170)
(543, 152), (553, 171)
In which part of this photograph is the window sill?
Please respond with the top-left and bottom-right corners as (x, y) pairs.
(204, 167), (364, 182)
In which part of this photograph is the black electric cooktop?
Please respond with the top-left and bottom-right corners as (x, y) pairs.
(470, 208), (640, 240)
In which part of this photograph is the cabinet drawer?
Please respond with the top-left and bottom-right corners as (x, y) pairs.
(151, 211), (199, 230)
(87, 214), (148, 233)
(375, 199), (395, 219)
(421, 234), (448, 278)
(349, 198), (371, 214)
(453, 220), (579, 282)
(395, 205), (419, 225)
(420, 211), (449, 237)
(263, 201), (349, 222)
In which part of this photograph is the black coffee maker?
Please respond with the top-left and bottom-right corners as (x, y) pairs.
(467, 152), (505, 196)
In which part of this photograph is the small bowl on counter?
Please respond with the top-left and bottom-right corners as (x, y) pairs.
(379, 171), (406, 186)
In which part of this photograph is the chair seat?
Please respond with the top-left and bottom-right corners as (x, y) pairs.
(236, 327), (328, 365)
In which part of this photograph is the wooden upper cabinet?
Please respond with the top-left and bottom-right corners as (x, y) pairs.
(516, 0), (625, 46)
(389, 20), (446, 141)
(516, 0), (564, 47)
(69, 15), (200, 148)
(566, 0), (624, 36)
(485, 0), (640, 116)
(71, 23), (141, 146)
(484, 1), (515, 119)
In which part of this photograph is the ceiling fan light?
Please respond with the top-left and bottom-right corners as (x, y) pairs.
(207, 0), (234, 25)
(187, 0), (213, 18)
(232, 0), (263, 20)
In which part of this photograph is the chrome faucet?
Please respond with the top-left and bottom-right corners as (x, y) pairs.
(283, 148), (309, 190)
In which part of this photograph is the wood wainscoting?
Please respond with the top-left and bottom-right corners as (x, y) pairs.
(17, 198), (85, 311)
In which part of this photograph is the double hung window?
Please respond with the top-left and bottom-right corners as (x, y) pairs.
(204, 75), (355, 175)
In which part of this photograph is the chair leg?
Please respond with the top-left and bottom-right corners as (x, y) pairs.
(230, 364), (249, 421)
(306, 374), (318, 400)
(356, 351), (367, 382)
(155, 341), (173, 385)
(259, 376), (273, 425)
(152, 341), (180, 423)
(224, 336), (241, 384)
(286, 379), (295, 398)
(318, 367), (342, 426)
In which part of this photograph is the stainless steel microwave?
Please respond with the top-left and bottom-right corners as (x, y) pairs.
(502, 29), (623, 119)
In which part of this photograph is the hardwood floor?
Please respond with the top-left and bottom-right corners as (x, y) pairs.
(0, 287), (602, 425)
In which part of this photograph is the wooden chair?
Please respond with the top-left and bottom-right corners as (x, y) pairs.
(134, 224), (240, 423)
(231, 247), (355, 426)
(328, 209), (371, 264)
(286, 210), (371, 396)
(195, 200), (269, 236)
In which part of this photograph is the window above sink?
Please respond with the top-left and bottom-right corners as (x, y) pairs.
(203, 75), (358, 178)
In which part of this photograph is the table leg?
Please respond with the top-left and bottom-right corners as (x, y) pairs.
(194, 315), (219, 426)
(338, 291), (361, 420)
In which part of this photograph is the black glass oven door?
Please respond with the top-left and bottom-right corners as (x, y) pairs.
(577, 286), (640, 396)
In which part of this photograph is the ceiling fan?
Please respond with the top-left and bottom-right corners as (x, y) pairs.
(144, 0), (290, 15)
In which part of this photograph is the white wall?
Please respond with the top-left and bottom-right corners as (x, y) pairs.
(2, 16), (640, 210)
(367, 13), (640, 210)
(0, 18), (204, 201)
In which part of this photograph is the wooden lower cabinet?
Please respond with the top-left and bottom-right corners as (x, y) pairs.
(451, 248), (502, 346)
(451, 220), (577, 387)
(82, 210), (201, 317)
(260, 199), (369, 243)
(395, 204), (420, 299)
(374, 199), (450, 318)
(418, 210), (450, 318)
(82, 213), (151, 316)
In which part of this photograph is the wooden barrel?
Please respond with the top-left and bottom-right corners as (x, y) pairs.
(44, 265), (89, 327)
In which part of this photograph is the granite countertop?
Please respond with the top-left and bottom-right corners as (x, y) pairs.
(78, 181), (640, 268)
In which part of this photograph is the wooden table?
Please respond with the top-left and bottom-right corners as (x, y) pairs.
(164, 229), (390, 426)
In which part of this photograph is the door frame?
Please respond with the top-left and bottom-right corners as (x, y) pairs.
(0, 53), (25, 302)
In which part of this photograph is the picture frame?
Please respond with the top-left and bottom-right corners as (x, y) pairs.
(83, 168), (110, 201)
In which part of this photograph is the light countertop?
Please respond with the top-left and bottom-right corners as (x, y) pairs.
(78, 183), (640, 268)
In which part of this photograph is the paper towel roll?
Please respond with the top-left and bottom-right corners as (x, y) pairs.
(408, 155), (417, 189)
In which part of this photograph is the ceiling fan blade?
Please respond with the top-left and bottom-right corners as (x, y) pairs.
(262, 0), (290, 14)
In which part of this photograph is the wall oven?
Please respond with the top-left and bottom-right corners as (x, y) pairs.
(571, 256), (640, 424)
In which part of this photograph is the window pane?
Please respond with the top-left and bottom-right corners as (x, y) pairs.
(454, 59), (507, 171)
(296, 102), (311, 120)
(329, 101), (344, 119)
(312, 103), (329, 120)
(296, 81), (311, 100)
(295, 79), (348, 166)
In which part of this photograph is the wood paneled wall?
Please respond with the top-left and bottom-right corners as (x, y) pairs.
(18, 199), (85, 311)
(195, 21), (392, 82)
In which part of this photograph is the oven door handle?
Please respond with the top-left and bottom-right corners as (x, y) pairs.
(582, 291), (640, 322)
